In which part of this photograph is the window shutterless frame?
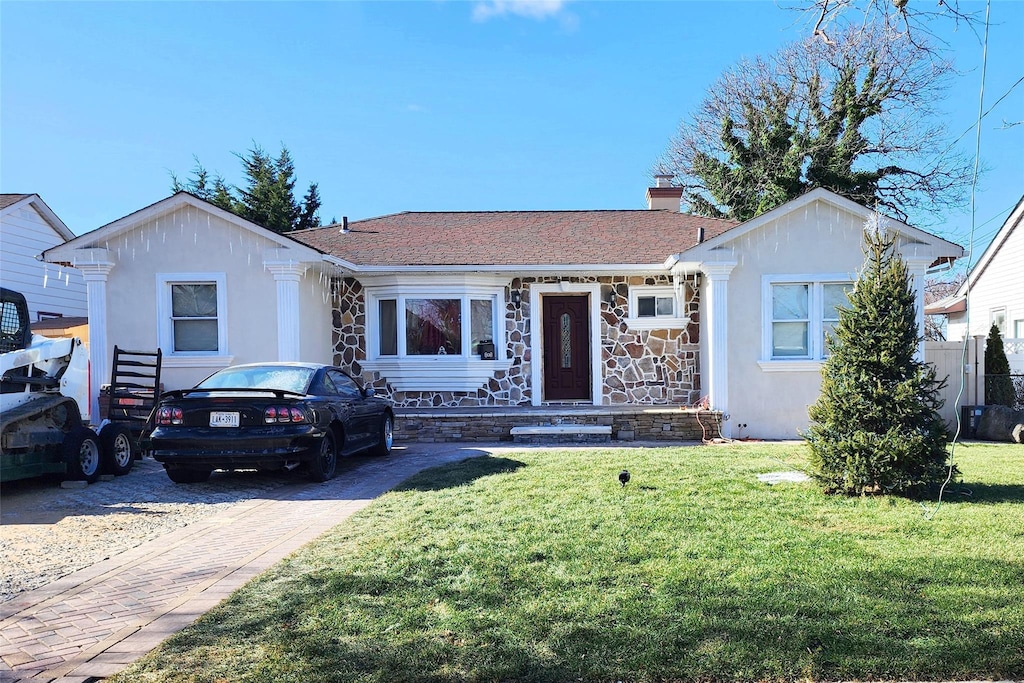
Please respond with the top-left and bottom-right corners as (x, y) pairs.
(761, 274), (853, 363)
(156, 272), (228, 357)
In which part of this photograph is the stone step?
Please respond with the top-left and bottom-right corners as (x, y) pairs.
(510, 424), (612, 444)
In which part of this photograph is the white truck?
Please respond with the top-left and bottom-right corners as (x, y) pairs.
(1, 287), (137, 483)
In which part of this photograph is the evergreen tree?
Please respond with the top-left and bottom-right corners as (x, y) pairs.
(984, 324), (1015, 407)
(805, 221), (950, 495)
(171, 143), (322, 233)
(296, 183), (322, 232)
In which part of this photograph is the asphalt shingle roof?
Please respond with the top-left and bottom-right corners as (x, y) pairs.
(0, 194), (31, 210)
(293, 210), (738, 267)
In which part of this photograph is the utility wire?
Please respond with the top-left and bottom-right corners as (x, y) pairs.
(924, 0), (991, 521)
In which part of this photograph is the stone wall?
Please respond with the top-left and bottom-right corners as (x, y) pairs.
(394, 407), (722, 443)
(331, 274), (702, 407)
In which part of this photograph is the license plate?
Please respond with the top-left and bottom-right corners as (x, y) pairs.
(209, 411), (240, 428)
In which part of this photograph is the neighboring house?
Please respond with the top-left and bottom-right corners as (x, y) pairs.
(46, 180), (963, 439)
(43, 193), (341, 421)
(1, 194), (87, 321)
(926, 195), (1024, 343)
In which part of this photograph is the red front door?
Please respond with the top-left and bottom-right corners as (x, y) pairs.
(542, 295), (590, 401)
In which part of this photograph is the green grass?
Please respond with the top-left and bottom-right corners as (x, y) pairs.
(114, 442), (1024, 682)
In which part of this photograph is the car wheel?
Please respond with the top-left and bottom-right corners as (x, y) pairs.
(370, 414), (394, 457)
(100, 423), (135, 476)
(308, 431), (338, 482)
(165, 466), (213, 484)
(64, 426), (102, 483)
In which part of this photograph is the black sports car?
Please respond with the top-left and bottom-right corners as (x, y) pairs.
(148, 363), (393, 484)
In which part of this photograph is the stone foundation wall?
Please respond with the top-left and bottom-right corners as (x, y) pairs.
(331, 274), (702, 408)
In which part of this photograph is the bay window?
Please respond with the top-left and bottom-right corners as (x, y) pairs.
(372, 292), (501, 359)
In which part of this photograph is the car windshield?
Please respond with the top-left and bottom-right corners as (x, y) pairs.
(196, 366), (314, 394)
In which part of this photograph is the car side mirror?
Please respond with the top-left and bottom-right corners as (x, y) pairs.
(363, 386), (376, 398)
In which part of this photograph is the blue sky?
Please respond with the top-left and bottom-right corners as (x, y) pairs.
(1, 1), (1021, 268)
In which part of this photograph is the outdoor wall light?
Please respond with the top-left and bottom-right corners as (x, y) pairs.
(511, 290), (522, 306)
(607, 288), (618, 306)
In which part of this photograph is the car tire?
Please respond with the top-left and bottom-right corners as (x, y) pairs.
(165, 466), (213, 484)
(100, 423), (136, 476)
(308, 431), (338, 482)
(64, 426), (102, 483)
(370, 414), (393, 457)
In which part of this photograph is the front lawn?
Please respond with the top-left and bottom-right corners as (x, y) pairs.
(114, 442), (1024, 682)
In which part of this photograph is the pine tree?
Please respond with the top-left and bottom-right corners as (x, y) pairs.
(984, 324), (1015, 407)
(804, 222), (950, 495)
(296, 183), (322, 232)
(171, 144), (323, 233)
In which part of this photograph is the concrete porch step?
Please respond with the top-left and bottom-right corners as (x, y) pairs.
(510, 424), (612, 444)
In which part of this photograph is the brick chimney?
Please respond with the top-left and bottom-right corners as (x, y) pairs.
(646, 174), (683, 211)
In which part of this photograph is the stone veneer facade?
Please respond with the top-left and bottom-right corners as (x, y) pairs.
(331, 275), (702, 408)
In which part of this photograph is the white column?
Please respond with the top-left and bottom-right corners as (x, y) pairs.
(702, 262), (736, 433)
(75, 258), (115, 424)
(264, 262), (308, 362)
(904, 256), (931, 363)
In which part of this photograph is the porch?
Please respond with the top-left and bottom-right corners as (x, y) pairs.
(392, 405), (723, 444)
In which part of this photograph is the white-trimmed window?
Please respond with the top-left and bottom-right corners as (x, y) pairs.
(369, 291), (501, 360)
(625, 286), (690, 330)
(157, 273), (228, 358)
(761, 275), (852, 366)
(1014, 319), (1024, 339)
(991, 308), (1007, 336)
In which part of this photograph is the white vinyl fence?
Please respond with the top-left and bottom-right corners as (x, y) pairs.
(925, 337), (1024, 431)
(925, 339), (984, 431)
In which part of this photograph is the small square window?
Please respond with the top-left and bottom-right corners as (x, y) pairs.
(637, 295), (674, 318)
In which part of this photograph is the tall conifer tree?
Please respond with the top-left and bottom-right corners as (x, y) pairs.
(984, 324), (1015, 407)
(805, 220), (949, 495)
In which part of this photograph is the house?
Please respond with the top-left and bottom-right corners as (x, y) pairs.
(926, 195), (1024, 344)
(43, 193), (343, 421)
(1, 194), (87, 321)
(45, 180), (963, 440)
(293, 179), (962, 439)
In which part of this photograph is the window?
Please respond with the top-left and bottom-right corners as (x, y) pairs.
(1015, 319), (1024, 339)
(171, 284), (218, 351)
(625, 286), (690, 331)
(328, 370), (361, 399)
(637, 294), (674, 318)
(370, 291), (501, 359)
(763, 276), (852, 363)
(158, 273), (227, 358)
(991, 308), (1007, 336)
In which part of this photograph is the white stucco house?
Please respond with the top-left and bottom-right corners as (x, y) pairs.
(45, 181), (964, 439)
(1, 194), (87, 321)
(43, 193), (343, 420)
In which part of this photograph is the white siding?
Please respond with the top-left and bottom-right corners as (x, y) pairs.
(0, 204), (87, 319)
(960, 214), (1024, 340)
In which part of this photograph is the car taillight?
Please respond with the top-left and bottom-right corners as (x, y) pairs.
(156, 406), (183, 425)
(264, 406), (307, 424)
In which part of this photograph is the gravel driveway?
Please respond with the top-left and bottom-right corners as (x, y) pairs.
(0, 457), (308, 602)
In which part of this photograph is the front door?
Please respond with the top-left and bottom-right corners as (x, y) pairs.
(542, 295), (590, 401)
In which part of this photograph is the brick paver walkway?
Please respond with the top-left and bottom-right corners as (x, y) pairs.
(0, 444), (496, 682)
